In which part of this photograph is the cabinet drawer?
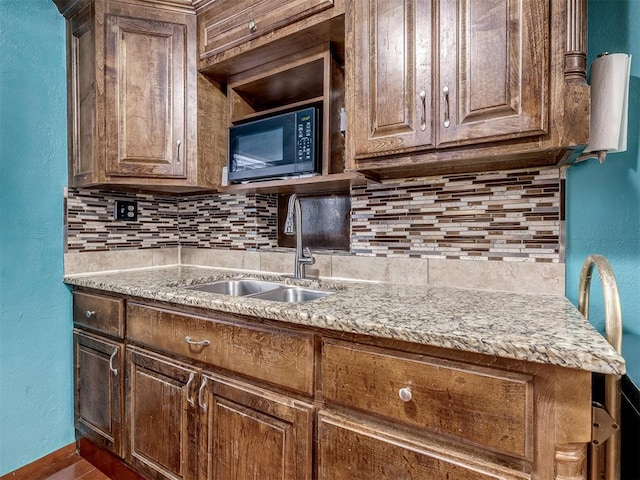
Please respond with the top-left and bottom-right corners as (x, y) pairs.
(318, 412), (530, 480)
(127, 302), (314, 395)
(198, 0), (333, 58)
(73, 291), (124, 338)
(321, 340), (533, 458)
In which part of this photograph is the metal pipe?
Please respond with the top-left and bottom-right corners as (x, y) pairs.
(578, 255), (622, 480)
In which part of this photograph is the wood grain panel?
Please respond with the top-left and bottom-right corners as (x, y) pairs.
(321, 339), (534, 458)
(126, 347), (198, 480)
(105, 14), (187, 179)
(74, 330), (124, 457)
(438, 0), (547, 146)
(200, 373), (313, 480)
(317, 413), (530, 480)
(73, 292), (124, 338)
(351, 0), (434, 156)
(127, 302), (315, 395)
(199, 0), (334, 58)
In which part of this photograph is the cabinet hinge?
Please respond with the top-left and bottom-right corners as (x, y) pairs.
(591, 402), (619, 446)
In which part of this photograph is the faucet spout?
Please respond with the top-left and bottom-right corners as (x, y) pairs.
(283, 194), (315, 279)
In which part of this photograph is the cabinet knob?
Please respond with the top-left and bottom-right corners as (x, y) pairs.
(398, 387), (412, 402)
(248, 20), (257, 33)
(85, 310), (95, 318)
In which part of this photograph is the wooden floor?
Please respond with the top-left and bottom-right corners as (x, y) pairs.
(1, 444), (111, 480)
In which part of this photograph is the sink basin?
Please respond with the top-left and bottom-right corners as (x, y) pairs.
(251, 286), (334, 303)
(186, 279), (281, 296)
(185, 278), (334, 303)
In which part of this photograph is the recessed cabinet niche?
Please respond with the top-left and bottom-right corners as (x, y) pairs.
(221, 43), (360, 194)
(347, 0), (590, 179)
(55, 0), (226, 191)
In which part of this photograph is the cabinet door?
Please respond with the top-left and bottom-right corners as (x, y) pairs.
(437, 0), (547, 146)
(74, 330), (124, 457)
(351, 0), (434, 157)
(126, 347), (198, 480)
(68, 3), (97, 185)
(318, 412), (529, 480)
(105, 14), (187, 179)
(199, 372), (313, 480)
(199, 0), (334, 58)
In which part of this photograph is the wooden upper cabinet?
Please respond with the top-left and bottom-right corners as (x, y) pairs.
(56, 0), (225, 191)
(67, 2), (97, 185)
(351, 0), (434, 157)
(347, 0), (589, 178)
(105, 15), (187, 179)
(437, 0), (547, 147)
(198, 0), (334, 60)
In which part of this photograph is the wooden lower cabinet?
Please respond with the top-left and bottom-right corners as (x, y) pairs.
(317, 412), (529, 480)
(124, 346), (313, 480)
(126, 347), (199, 480)
(74, 330), (124, 457)
(71, 293), (595, 480)
(198, 373), (314, 480)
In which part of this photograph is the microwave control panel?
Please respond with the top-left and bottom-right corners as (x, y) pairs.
(296, 109), (316, 165)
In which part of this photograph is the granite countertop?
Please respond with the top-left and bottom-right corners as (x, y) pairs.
(64, 265), (626, 375)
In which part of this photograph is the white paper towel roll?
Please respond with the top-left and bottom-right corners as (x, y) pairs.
(584, 53), (632, 154)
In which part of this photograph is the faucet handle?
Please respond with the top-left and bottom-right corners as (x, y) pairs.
(302, 247), (316, 264)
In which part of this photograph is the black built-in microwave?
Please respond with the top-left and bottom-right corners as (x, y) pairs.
(228, 106), (320, 183)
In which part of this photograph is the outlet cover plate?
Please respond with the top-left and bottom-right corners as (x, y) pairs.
(115, 200), (138, 221)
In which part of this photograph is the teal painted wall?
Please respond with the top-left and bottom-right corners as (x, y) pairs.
(566, 0), (640, 377)
(0, 0), (74, 474)
(0, 0), (636, 474)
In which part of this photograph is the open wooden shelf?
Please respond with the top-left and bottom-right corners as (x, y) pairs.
(220, 171), (364, 195)
(223, 42), (348, 194)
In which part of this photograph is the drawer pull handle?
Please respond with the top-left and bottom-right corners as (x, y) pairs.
(108, 348), (118, 376)
(398, 387), (412, 402)
(85, 310), (95, 318)
(248, 20), (257, 33)
(186, 372), (195, 407)
(198, 377), (208, 412)
(185, 336), (210, 347)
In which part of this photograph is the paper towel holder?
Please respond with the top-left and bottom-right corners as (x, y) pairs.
(576, 53), (613, 165)
(576, 150), (607, 165)
(575, 52), (632, 166)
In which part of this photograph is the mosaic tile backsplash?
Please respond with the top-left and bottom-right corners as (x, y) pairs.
(179, 194), (277, 250)
(66, 168), (563, 262)
(351, 169), (563, 262)
(66, 188), (179, 251)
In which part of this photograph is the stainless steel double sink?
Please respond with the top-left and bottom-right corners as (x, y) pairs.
(185, 278), (334, 303)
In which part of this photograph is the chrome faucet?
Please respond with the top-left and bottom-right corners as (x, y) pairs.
(284, 194), (315, 279)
